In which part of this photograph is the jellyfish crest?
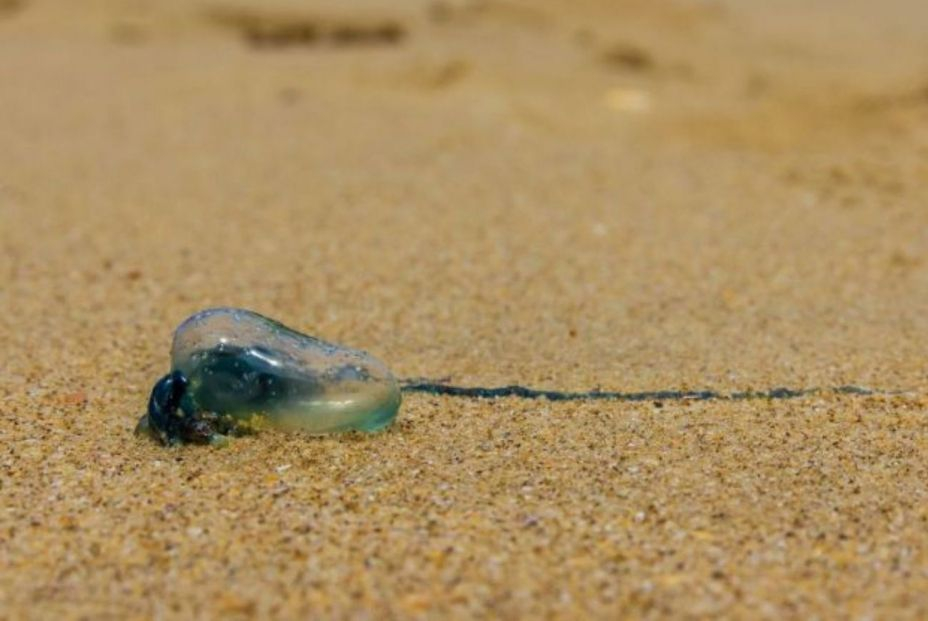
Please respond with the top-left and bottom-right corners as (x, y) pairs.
(170, 308), (381, 380)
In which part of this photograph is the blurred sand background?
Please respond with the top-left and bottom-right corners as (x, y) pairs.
(1, 0), (928, 617)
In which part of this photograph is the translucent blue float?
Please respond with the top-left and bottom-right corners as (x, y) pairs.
(138, 308), (400, 445)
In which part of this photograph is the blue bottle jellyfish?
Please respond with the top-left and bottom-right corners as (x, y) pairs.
(138, 308), (400, 445)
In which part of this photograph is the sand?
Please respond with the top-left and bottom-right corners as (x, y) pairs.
(1, 0), (928, 618)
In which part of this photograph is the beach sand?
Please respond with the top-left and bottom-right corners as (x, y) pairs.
(1, 0), (927, 617)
